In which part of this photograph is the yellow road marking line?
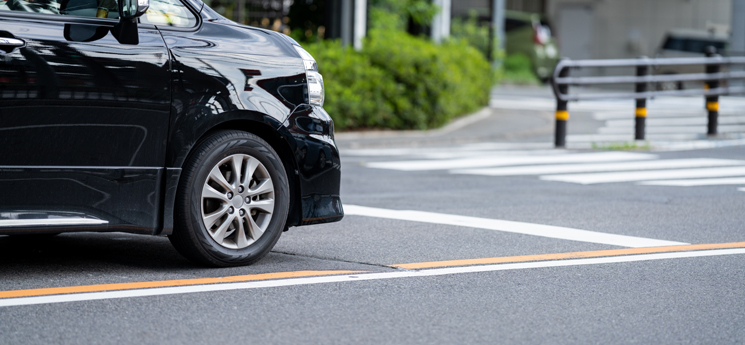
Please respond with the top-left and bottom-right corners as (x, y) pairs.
(0, 270), (364, 299)
(391, 242), (745, 269)
(4, 242), (745, 301)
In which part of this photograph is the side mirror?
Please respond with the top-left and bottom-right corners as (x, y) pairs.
(120, 0), (149, 19)
(112, 0), (148, 44)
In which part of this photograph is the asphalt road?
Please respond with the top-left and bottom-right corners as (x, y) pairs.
(2, 92), (745, 344)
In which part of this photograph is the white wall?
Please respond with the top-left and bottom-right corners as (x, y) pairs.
(547, 0), (732, 60)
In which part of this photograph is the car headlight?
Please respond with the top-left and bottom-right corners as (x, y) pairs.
(294, 46), (325, 107)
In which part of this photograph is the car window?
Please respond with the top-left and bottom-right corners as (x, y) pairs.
(0, 0), (121, 19)
(662, 37), (727, 53)
(139, 0), (197, 27)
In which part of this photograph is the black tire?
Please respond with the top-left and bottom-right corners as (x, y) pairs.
(169, 130), (289, 267)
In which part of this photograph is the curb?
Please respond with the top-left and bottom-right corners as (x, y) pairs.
(334, 107), (493, 141)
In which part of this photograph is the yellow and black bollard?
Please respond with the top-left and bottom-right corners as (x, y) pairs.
(635, 60), (649, 140)
(705, 47), (720, 136)
(554, 66), (569, 148)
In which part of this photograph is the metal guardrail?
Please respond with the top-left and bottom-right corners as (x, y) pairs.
(550, 49), (745, 148)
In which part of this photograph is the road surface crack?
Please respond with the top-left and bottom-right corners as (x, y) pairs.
(270, 250), (408, 270)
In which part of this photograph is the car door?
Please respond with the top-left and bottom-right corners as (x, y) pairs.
(0, 3), (171, 233)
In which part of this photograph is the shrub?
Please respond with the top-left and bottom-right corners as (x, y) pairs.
(303, 40), (409, 129)
(304, 31), (495, 131)
(364, 30), (493, 129)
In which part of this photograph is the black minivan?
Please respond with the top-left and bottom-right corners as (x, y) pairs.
(0, 0), (343, 266)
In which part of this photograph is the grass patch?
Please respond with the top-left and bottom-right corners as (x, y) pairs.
(592, 141), (652, 151)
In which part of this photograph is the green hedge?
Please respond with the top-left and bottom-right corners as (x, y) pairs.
(303, 30), (495, 131)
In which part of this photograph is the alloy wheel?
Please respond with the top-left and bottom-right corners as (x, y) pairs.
(200, 154), (275, 249)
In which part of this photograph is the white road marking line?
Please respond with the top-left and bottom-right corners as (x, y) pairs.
(1, 248), (742, 308)
(343, 205), (686, 248)
(452, 158), (745, 177)
(365, 152), (657, 171)
(489, 98), (556, 111)
(417, 150), (564, 160)
(592, 110), (744, 121)
(541, 166), (745, 185)
(639, 177), (745, 187)
(739, 187), (745, 192)
(567, 133), (701, 142)
(343, 144), (559, 157)
(593, 111), (704, 121)
(598, 125), (745, 135)
(341, 146), (557, 157)
(604, 115), (745, 127)
(651, 139), (745, 151)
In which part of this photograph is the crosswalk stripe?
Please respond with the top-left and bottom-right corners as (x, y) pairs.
(341, 145), (556, 157)
(365, 152), (657, 171)
(415, 150), (564, 160)
(639, 177), (745, 187)
(567, 134), (700, 142)
(598, 125), (745, 135)
(542, 166), (745, 185)
(452, 159), (745, 177)
(604, 115), (745, 127)
(592, 109), (744, 121)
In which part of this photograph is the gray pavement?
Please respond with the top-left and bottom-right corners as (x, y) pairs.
(1, 85), (744, 344)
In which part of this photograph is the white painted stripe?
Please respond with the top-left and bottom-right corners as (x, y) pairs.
(598, 125), (745, 135)
(542, 166), (745, 185)
(604, 115), (745, 127)
(650, 138), (745, 151)
(452, 159), (745, 177)
(593, 111), (704, 121)
(0, 218), (107, 227)
(1, 248), (742, 308)
(341, 145), (556, 157)
(488, 95), (745, 117)
(739, 187), (745, 192)
(489, 98), (556, 111)
(365, 152), (657, 171)
(418, 150), (565, 160)
(639, 177), (745, 187)
(344, 205), (686, 248)
(567, 133), (701, 142)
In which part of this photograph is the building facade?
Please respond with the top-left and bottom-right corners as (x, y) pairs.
(545, 0), (732, 60)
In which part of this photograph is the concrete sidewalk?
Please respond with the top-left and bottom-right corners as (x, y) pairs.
(335, 84), (745, 151)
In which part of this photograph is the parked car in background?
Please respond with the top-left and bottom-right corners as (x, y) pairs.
(504, 10), (560, 82)
(0, 0), (343, 267)
(654, 28), (729, 90)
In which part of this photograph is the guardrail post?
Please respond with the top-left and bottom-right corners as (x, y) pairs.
(705, 47), (720, 136)
(635, 57), (649, 140)
(555, 65), (569, 148)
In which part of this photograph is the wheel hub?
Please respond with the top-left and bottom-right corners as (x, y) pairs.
(232, 195), (244, 208)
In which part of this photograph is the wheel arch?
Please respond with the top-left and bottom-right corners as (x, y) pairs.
(159, 115), (303, 236)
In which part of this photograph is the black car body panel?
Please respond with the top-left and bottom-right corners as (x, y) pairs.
(0, 2), (343, 235)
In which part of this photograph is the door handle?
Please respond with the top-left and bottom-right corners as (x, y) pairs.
(0, 37), (26, 52)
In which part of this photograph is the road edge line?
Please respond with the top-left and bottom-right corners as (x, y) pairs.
(391, 241), (745, 269)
